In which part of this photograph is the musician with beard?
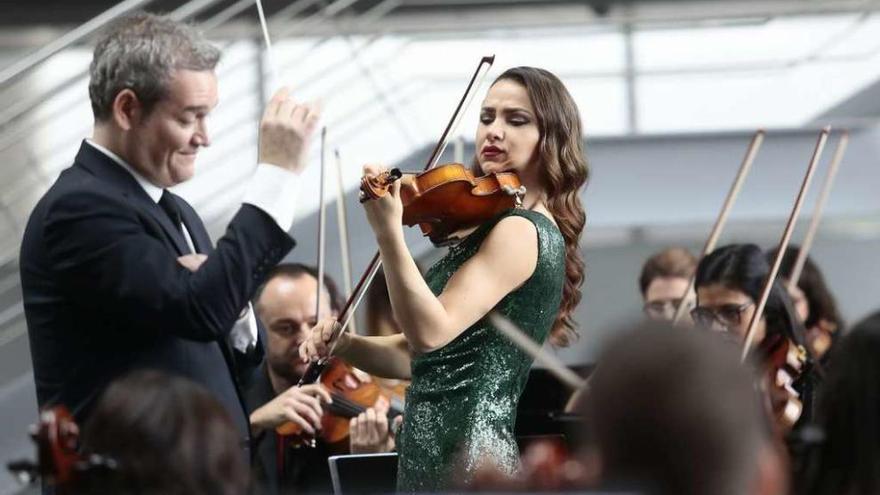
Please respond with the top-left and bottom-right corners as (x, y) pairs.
(247, 263), (395, 494)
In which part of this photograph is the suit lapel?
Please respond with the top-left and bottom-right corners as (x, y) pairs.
(74, 142), (191, 256)
(177, 198), (213, 255)
(143, 201), (191, 256)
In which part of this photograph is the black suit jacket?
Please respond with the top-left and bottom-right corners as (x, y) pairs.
(19, 141), (295, 446)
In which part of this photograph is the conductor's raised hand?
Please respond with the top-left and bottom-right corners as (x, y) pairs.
(258, 87), (320, 174)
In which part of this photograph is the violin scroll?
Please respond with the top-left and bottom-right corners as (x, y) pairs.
(359, 168), (403, 203)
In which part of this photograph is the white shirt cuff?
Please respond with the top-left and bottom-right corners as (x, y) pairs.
(229, 303), (259, 354)
(243, 163), (301, 232)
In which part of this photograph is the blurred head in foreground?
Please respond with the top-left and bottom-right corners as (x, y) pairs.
(81, 370), (249, 495)
(583, 321), (787, 495)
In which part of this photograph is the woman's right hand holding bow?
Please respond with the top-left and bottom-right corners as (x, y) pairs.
(300, 317), (349, 364)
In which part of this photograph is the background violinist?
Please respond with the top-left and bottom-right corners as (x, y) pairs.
(248, 263), (395, 495)
(639, 246), (698, 323)
(691, 244), (819, 439)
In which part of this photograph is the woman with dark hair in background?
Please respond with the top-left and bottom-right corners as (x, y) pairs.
(803, 311), (880, 495)
(79, 370), (249, 495)
(767, 245), (844, 361)
(303, 66), (588, 491)
(691, 244), (817, 431)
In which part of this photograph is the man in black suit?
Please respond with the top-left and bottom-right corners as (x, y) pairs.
(19, 12), (319, 452)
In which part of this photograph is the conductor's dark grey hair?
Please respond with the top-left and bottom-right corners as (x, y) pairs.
(88, 12), (220, 121)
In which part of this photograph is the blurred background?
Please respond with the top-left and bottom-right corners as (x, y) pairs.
(2, 1), (880, 492)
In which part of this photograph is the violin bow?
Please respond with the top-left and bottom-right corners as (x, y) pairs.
(671, 130), (765, 324)
(741, 126), (830, 361)
(489, 312), (586, 391)
(787, 131), (849, 291)
(256, 0), (331, 348)
(316, 127), (328, 324)
(253, 0), (325, 385)
(254, 0), (279, 91)
(334, 148), (358, 334)
(425, 56), (495, 170)
(299, 55), (496, 384)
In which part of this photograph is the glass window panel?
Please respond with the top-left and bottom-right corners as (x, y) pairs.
(634, 14), (863, 70)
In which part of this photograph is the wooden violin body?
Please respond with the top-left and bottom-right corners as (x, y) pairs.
(276, 358), (403, 450)
(760, 334), (809, 431)
(361, 163), (526, 244)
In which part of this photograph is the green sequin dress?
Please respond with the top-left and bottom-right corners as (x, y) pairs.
(396, 208), (566, 492)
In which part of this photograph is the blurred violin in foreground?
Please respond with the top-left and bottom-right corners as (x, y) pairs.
(6, 406), (116, 494)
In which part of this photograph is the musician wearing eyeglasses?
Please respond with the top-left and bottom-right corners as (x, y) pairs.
(638, 247), (698, 323)
(691, 244), (819, 435)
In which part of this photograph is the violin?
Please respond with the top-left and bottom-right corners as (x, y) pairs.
(759, 333), (809, 431)
(360, 162), (526, 244)
(276, 358), (404, 450)
(6, 406), (116, 494)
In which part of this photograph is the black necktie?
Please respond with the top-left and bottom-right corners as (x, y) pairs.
(158, 190), (184, 236)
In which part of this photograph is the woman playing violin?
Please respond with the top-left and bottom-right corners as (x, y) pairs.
(691, 243), (817, 432)
(301, 66), (588, 491)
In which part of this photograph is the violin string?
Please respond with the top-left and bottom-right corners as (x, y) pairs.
(330, 394), (364, 412)
(328, 395), (366, 417)
(330, 391), (404, 419)
(329, 401), (355, 412)
(327, 392), (402, 422)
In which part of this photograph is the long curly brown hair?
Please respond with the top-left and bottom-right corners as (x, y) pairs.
(477, 67), (589, 345)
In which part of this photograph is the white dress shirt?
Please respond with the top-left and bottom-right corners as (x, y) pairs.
(85, 139), (300, 353)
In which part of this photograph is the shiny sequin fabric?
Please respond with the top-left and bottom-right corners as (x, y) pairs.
(396, 208), (566, 492)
